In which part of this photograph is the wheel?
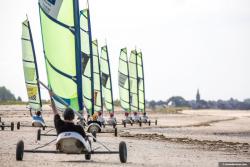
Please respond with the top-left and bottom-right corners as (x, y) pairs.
(42, 126), (45, 130)
(11, 122), (14, 131)
(85, 154), (91, 160)
(92, 131), (97, 142)
(37, 129), (41, 141)
(17, 122), (20, 130)
(148, 120), (151, 126)
(114, 128), (118, 137)
(16, 140), (24, 161)
(119, 141), (127, 163)
(155, 120), (157, 126)
(139, 122), (142, 127)
(2, 122), (4, 130)
(123, 122), (126, 128)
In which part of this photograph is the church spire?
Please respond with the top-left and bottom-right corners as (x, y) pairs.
(196, 89), (200, 103)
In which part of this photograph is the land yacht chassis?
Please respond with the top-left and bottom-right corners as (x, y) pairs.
(16, 131), (127, 163)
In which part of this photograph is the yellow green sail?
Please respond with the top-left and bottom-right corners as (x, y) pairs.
(129, 50), (139, 112)
(100, 45), (114, 113)
(80, 8), (94, 115)
(92, 40), (103, 112)
(118, 48), (131, 112)
(137, 51), (145, 112)
(38, 0), (83, 112)
(22, 19), (42, 111)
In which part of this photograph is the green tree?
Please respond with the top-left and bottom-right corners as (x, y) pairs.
(0, 86), (16, 101)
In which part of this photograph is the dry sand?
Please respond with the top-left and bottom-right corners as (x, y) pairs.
(0, 105), (250, 167)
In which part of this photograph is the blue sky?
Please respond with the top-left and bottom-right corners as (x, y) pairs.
(0, 0), (250, 101)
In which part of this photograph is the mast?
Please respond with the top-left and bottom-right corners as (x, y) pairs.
(126, 49), (131, 112)
(135, 49), (139, 112)
(73, 0), (83, 111)
(87, 0), (94, 116)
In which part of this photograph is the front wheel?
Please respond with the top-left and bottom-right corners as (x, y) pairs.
(114, 128), (118, 137)
(16, 140), (24, 161)
(119, 141), (127, 163)
(85, 153), (91, 160)
(11, 122), (14, 131)
(17, 122), (20, 130)
(1, 122), (4, 130)
(37, 129), (41, 141)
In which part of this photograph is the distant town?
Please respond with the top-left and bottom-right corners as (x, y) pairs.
(146, 90), (250, 110)
(1, 86), (250, 110)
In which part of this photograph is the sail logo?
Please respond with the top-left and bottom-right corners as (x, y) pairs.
(102, 73), (109, 87)
(81, 52), (89, 73)
(48, 0), (56, 5)
(94, 91), (98, 105)
(39, 0), (63, 19)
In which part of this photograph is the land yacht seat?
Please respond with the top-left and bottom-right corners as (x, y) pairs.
(56, 132), (91, 154)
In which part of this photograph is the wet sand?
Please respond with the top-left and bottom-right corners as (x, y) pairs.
(0, 105), (249, 167)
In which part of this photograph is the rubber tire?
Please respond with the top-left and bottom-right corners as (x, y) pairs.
(2, 122), (4, 130)
(119, 141), (127, 163)
(37, 129), (41, 141)
(123, 122), (126, 128)
(11, 122), (14, 131)
(16, 140), (24, 161)
(85, 154), (91, 160)
(149, 121), (151, 126)
(114, 127), (118, 137)
(17, 122), (20, 130)
(92, 131), (97, 142)
(155, 120), (158, 126)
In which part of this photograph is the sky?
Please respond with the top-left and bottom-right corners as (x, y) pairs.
(0, 0), (250, 102)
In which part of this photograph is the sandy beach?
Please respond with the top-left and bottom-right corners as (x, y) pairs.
(0, 105), (249, 167)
